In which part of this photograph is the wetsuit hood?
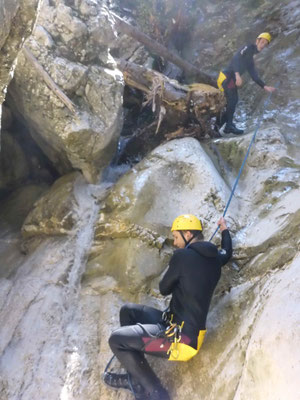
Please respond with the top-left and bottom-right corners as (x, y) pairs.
(188, 241), (218, 258)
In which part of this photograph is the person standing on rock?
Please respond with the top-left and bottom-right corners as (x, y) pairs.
(103, 215), (232, 400)
(216, 32), (276, 135)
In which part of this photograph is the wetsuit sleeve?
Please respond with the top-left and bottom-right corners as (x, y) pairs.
(232, 52), (241, 73)
(218, 229), (232, 266)
(247, 59), (265, 88)
(159, 250), (182, 296)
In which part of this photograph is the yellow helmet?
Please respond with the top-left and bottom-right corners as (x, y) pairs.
(171, 214), (202, 232)
(257, 32), (271, 43)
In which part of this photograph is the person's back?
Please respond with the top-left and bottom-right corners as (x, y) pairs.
(160, 230), (231, 346)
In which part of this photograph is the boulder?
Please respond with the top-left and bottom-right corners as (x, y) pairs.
(9, 0), (124, 183)
(87, 137), (236, 291)
(0, 0), (40, 107)
(0, 1), (300, 400)
(22, 172), (81, 238)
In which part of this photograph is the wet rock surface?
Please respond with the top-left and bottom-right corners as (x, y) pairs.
(0, 1), (300, 400)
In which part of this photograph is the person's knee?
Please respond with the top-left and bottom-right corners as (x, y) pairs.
(109, 329), (123, 352)
(120, 303), (138, 326)
(109, 325), (143, 355)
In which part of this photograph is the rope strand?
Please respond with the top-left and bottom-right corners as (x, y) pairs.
(210, 86), (278, 242)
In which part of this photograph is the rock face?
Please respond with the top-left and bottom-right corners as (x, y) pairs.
(1, 129), (299, 399)
(0, 1), (300, 400)
(0, 0), (41, 129)
(0, 173), (105, 400)
(8, 0), (124, 183)
(87, 138), (235, 292)
(0, 122), (57, 197)
(232, 256), (300, 400)
(0, 130), (30, 193)
(22, 172), (81, 238)
(86, 133), (300, 400)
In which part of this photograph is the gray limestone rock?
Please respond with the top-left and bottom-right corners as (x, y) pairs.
(0, 130), (30, 192)
(0, 0), (41, 103)
(0, 0), (41, 136)
(22, 172), (81, 237)
(9, 0), (124, 183)
(0, 1), (300, 400)
(87, 137), (235, 291)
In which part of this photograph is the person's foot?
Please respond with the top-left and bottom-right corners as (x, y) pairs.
(102, 372), (130, 391)
(102, 372), (144, 395)
(224, 123), (244, 135)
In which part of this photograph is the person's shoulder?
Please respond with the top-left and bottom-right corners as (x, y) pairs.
(172, 248), (186, 255)
(189, 241), (218, 258)
(169, 248), (189, 270)
(170, 248), (187, 261)
(238, 43), (255, 55)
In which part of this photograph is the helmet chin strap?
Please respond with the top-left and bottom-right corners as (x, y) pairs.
(180, 231), (194, 248)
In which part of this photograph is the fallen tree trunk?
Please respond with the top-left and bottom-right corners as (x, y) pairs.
(118, 59), (225, 132)
(112, 12), (217, 87)
(22, 46), (76, 114)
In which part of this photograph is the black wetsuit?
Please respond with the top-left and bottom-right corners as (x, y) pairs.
(108, 230), (232, 393)
(221, 44), (265, 125)
(160, 230), (232, 344)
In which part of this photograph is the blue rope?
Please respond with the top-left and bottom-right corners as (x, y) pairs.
(209, 86), (278, 242)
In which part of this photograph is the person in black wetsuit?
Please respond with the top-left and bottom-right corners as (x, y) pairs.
(217, 32), (276, 135)
(103, 214), (232, 400)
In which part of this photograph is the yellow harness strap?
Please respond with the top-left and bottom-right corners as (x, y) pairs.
(168, 329), (206, 362)
(217, 71), (227, 92)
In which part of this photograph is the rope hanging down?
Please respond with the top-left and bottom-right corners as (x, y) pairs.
(210, 85), (278, 242)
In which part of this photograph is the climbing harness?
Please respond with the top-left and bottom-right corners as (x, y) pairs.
(209, 85), (278, 242)
(140, 312), (206, 362)
(168, 328), (206, 362)
(217, 71), (227, 92)
(103, 313), (206, 398)
(162, 312), (206, 361)
(165, 320), (184, 359)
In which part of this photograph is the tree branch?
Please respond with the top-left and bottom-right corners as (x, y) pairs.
(22, 46), (76, 114)
(112, 12), (216, 87)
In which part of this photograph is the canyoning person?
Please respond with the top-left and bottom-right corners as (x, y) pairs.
(216, 32), (276, 135)
(103, 215), (232, 400)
